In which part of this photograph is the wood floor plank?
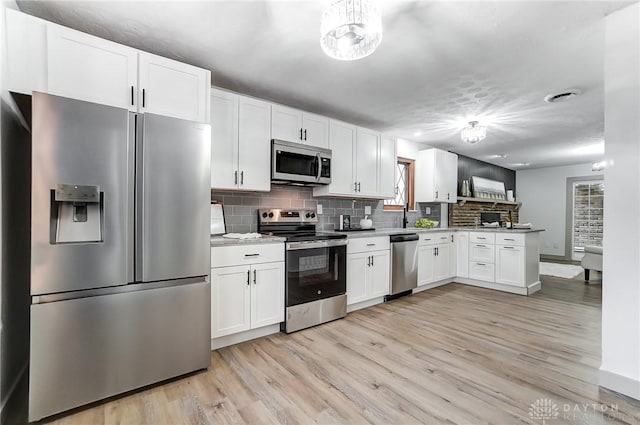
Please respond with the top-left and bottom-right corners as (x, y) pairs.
(23, 275), (640, 425)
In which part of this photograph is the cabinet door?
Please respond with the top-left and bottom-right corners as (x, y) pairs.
(379, 136), (397, 199)
(433, 243), (452, 282)
(417, 246), (435, 286)
(355, 127), (380, 196)
(435, 150), (458, 203)
(347, 253), (369, 305)
(237, 96), (272, 192)
(496, 246), (525, 286)
(210, 89), (239, 190)
(211, 265), (251, 338)
(456, 232), (469, 278)
(5, 9), (47, 95)
(302, 113), (329, 148)
(272, 104), (303, 143)
(370, 251), (390, 298)
(47, 24), (137, 111)
(326, 120), (356, 195)
(138, 52), (210, 122)
(251, 262), (285, 329)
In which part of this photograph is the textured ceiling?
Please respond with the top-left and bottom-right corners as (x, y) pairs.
(18, 0), (633, 169)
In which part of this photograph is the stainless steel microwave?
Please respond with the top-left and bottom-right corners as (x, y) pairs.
(271, 139), (332, 186)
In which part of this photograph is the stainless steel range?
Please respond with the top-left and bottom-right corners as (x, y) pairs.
(258, 209), (347, 333)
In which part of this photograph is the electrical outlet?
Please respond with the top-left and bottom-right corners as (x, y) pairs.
(425, 207), (431, 215)
(364, 205), (371, 215)
(317, 204), (323, 214)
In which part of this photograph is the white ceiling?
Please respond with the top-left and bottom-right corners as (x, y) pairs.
(18, 0), (633, 170)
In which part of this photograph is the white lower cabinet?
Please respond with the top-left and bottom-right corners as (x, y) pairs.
(418, 232), (455, 286)
(456, 231), (469, 278)
(495, 245), (525, 286)
(347, 237), (390, 306)
(210, 244), (284, 339)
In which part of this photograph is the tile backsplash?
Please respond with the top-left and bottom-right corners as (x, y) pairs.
(212, 185), (441, 234)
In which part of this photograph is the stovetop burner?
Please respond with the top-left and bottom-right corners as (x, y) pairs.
(257, 208), (347, 242)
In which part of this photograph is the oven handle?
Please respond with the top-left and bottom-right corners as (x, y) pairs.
(286, 239), (348, 250)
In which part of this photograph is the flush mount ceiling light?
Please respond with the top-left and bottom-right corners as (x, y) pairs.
(320, 0), (382, 61)
(461, 121), (487, 144)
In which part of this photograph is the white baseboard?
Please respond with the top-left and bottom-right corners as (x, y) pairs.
(347, 297), (384, 313)
(413, 279), (452, 293)
(454, 277), (531, 295)
(211, 324), (280, 350)
(599, 368), (640, 401)
(0, 363), (27, 417)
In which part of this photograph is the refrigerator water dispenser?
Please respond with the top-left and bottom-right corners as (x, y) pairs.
(51, 184), (103, 243)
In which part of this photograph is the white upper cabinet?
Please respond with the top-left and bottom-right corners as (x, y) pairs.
(210, 89), (239, 190)
(237, 96), (271, 191)
(47, 24), (138, 111)
(6, 10), (210, 122)
(302, 113), (329, 148)
(271, 104), (303, 142)
(314, 123), (395, 199)
(138, 52), (210, 122)
(379, 135), (397, 199)
(5, 9), (47, 95)
(415, 148), (459, 204)
(210, 89), (271, 192)
(355, 127), (380, 197)
(271, 105), (329, 148)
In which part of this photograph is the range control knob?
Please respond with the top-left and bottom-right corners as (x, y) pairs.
(311, 213), (316, 218)
(262, 212), (268, 218)
(268, 212), (274, 218)
(305, 212), (311, 218)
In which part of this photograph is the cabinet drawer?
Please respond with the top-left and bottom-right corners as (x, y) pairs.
(470, 232), (495, 244)
(469, 262), (495, 282)
(348, 236), (390, 254)
(470, 243), (495, 263)
(495, 233), (525, 246)
(211, 243), (284, 268)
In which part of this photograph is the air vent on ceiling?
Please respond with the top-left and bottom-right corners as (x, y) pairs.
(544, 89), (582, 103)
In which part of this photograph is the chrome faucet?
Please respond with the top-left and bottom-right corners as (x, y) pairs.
(402, 203), (409, 229)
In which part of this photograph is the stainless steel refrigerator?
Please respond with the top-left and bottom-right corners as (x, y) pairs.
(28, 92), (211, 421)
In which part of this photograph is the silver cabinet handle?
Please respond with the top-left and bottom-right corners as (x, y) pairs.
(477, 263), (486, 266)
(246, 270), (250, 285)
(367, 256), (371, 267)
(234, 170), (238, 185)
(447, 193), (450, 200)
(476, 244), (487, 248)
(371, 255), (374, 266)
(435, 190), (439, 199)
(504, 238), (515, 241)
(240, 171), (244, 185)
(451, 235), (454, 243)
(358, 182), (361, 192)
(253, 269), (257, 284)
(354, 182), (358, 192)
(477, 237), (486, 240)
(504, 246), (515, 249)
(244, 253), (260, 257)
(366, 243), (376, 247)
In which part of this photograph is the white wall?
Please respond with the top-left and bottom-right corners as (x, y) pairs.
(600, 2), (640, 401)
(516, 163), (603, 256)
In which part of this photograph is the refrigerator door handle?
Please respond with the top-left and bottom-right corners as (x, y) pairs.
(127, 113), (137, 283)
(134, 113), (145, 282)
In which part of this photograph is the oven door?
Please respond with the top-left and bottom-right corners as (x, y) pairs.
(285, 242), (346, 307)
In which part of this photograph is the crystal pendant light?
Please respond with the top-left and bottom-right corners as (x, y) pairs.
(320, 0), (382, 61)
(461, 121), (487, 144)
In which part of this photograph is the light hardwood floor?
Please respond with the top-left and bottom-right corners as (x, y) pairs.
(11, 275), (640, 424)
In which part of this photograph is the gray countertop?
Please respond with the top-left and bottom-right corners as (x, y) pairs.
(320, 227), (545, 239)
(210, 235), (286, 247)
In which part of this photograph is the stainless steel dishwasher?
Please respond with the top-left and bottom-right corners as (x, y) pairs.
(387, 233), (419, 299)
